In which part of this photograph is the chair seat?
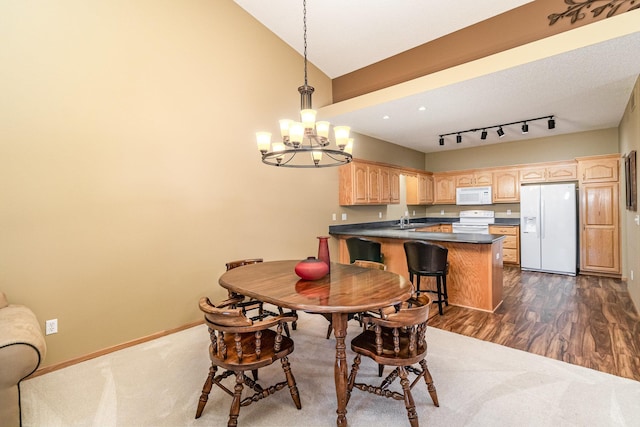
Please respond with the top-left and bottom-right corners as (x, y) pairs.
(351, 329), (427, 366)
(212, 329), (295, 370)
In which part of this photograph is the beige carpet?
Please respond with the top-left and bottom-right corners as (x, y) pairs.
(21, 311), (640, 426)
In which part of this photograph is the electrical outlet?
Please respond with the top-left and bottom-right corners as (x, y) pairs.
(507, 209), (512, 215)
(45, 319), (58, 335)
(378, 212), (382, 218)
(332, 213), (336, 221)
(341, 213), (347, 221)
(440, 210), (445, 215)
(632, 270), (634, 281)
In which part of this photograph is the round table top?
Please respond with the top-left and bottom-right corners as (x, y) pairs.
(219, 260), (412, 313)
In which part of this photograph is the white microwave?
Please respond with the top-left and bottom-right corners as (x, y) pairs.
(456, 186), (492, 205)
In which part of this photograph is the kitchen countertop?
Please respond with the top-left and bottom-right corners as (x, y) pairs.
(329, 219), (506, 244)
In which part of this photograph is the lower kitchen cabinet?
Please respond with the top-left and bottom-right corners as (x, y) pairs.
(489, 225), (520, 265)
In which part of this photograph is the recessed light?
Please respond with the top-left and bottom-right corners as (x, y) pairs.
(418, 106), (426, 111)
(383, 115), (390, 120)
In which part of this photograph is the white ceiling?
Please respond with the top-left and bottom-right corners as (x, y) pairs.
(234, 1), (640, 153)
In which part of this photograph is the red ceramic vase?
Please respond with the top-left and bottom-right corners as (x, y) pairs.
(295, 257), (329, 281)
(317, 236), (331, 271)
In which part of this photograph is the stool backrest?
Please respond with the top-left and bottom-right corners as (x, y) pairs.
(404, 241), (448, 274)
(225, 258), (263, 271)
(346, 237), (382, 264)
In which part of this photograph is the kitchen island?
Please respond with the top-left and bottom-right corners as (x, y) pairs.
(329, 221), (505, 312)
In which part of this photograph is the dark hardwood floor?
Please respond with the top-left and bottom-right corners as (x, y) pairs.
(426, 267), (640, 382)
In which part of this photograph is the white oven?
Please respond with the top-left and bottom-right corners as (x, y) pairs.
(451, 210), (495, 234)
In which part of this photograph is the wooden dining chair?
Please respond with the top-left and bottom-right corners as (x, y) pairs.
(195, 297), (301, 426)
(347, 294), (439, 427)
(323, 260), (388, 339)
(225, 258), (295, 337)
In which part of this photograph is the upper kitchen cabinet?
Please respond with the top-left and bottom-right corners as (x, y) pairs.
(576, 154), (620, 183)
(433, 173), (456, 204)
(389, 168), (401, 204)
(339, 160), (399, 206)
(406, 172), (434, 205)
(519, 160), (577, 184)
(492, 168), (520, 203)
(455, 170), (493, 188)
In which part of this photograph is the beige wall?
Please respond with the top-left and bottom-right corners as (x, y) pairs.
(619, 77), (640, 309)
(0, 0), (341, 366)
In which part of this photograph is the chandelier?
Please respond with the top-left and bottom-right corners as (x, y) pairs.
(256, 0), (353, 168)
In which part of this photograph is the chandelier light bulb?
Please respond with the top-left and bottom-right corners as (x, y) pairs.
(334, 126), (351, 149)
(311, 150), (323, 165)
(279, 119), (292, 139)
(344, 139), (354, 155)
(300, 109), (317, 129)
(256, 132), (272, 153)
(289, 122), (305, 146)
(315, 121), (330, 139)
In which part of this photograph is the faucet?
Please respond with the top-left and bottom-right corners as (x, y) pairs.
(399, 216), (409, 229)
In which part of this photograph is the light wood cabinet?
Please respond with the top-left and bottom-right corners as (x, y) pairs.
(433, 173), (456, 204)
(492, 168), (520, 203)
(579, 182), (620, 275)
(577, 154), (620, 276)
(419, 173), (434, 204)
(339, 160), (399, 205)
(390, 169), (401, 204)
(455, 171), (492, 187)
(379, 167), (391, 204)
(519, 160), (577, 183)
(406, 172), (434, 205)
(489, 225), (520, 265)
(577, 154), (620, 183)
(415, 223), (452, 233)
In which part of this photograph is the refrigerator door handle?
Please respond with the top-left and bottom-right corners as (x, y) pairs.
(540, 198), (544, 239)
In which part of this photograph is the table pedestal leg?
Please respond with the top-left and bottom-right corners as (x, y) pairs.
(332, 312), (349, 426)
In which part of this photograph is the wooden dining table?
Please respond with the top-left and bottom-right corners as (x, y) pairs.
(218, 260), (413, 427)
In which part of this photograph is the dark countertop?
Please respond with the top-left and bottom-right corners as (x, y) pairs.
(493, 218), (520, 226)
(329, 218), (506, 244)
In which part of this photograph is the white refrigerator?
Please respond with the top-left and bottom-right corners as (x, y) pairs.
(520, 183), (577, 275)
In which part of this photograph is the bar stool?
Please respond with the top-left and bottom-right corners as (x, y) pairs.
(403, 241), (449, 315)
(346, 237), (382, 264)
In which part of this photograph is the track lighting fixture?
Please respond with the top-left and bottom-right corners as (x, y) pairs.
(436, 115), (554, 146)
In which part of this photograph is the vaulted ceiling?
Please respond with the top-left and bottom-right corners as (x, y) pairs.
(234, 1), (640, 153)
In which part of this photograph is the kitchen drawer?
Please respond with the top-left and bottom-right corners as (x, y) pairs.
(503, 248), (518, 263)
(489, 225), (517, 235)
(503, 235), (517, 249)
(415, 226), (439, 232)
(440, 224), (452, 233)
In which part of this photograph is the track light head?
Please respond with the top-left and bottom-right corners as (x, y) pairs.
(548, 117), (555, 129)
(439, 136), (444, 146)
(480, 129), (487, 140)
(456, 134), (462, 143)
(497, 127), (505, 138)
(521, 122), (529, 134)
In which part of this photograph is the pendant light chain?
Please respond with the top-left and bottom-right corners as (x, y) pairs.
(303, 0), (308, 87)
